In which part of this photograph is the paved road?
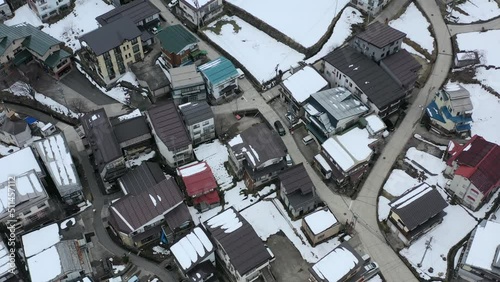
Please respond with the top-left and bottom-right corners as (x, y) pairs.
(374, 0), (411, 23)
(60, 70), (117, 105)
(448, 16), (500, 36)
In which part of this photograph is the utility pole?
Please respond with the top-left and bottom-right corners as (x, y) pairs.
(418, 236), (433, 267)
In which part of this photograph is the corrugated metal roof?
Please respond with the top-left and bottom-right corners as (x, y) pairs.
(198, 57), (238, 86)
(380, 49), (421, 88)
(170, 65), (205, 89)
(96, 0), (160, 26)
(355, 21), (406, 48)
(179, 102), (213, 126)
(157, 24), (198, 54)
(147, 101), (191, 150)
(113, 115), (151, 144)
(309, 87), (368, 122)
(44, 49), (71, 68)
(279, 163), (314, 195)
(118, 162), (165, 195)
(0, 23), (61, 57)
(178, 161), (217, 197)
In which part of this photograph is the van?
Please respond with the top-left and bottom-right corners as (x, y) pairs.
(236, 68), (245, 79)
(274, 121), (286, 136)
(302, 135), (314, 145)
(285, 154), (293, 167)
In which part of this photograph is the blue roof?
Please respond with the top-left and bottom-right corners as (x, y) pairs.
(441, 106), (473, 124)
(426, 101), (445, 123)
(198, 57), (238, 85)
(456, 123), (471, 132)
(24, 116), (37, 124)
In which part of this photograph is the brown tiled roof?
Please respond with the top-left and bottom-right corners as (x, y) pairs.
(147, 101), (191, 150)
(355, 21), (406, 48)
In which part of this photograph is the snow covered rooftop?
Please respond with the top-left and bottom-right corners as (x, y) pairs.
(22, 223), (61, 257)
(311, 242), (361, 281)
(179, 162), (208, 177)
(178, 161), (218, 198)
(0, 240), (12, 276)
(464, 220), (500, 272)
(456, 51), (477, 61)
(170, 227), (214, 272)
(282, 66), (328, 103)
(0, 170), (46, 216)
(303, 208), (338, 235)
(117, 109), (141, 121)
(365, 114), (386, 134)
(0, 147), (42, 182)
(206, 208), (242, 233)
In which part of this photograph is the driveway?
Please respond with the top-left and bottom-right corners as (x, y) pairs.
(60, 70), (117, 105)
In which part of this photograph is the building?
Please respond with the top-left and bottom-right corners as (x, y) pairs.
(227, 123), (287, 190)
(147, 101), (193, 168)
(178, 101), (215, 146)
(379, 49), (421, 91)
(424, 83), (473, 137)
(170, 226), (216, 281)
(204, 208), (273, 282)
(170, 65), (207, 105)
(40, 122), (57, 137)
(80, 109), (126, 186)
(454, 51), (479, 68)
(157, 25), (201, 68)
(198, 57), (239, 101)
(350, 21), (405, 63)
(33, 133), (85, 205)
(278, 163), (320, 219)
(0, 239), (19, 281)
(79, 18), (144, 85)
(444, 135), (500, 211)
(457, 220), (500, 281)
(303, 88), (369, 143)
(0, 117), (32, 147)
(21, 223), (92, 282)
(111, 113), (153, 157)
(322, 46), (406, 118)
(387, 184), (448, 246)
(178, 0), (223, 28)
(302, 208), (341, 247)
(0, 0), (12, 20)
(350, 0), (388, 15)
(309, 242), (379, 282)
(96, 0), (160, 45)
(109, 177), (192, 247)
(0, 23), (72, 79)
(279, 65), (329, 117)
(118, 161), (165, 195)
(178, 161), (220, 211)
(130, 64), (170, 101)
(27, 0), (70, 22)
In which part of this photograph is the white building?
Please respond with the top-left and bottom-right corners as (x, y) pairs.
(350, 0), (388, 16)
(179, 102), (215, 146)
(0, 118), (32, 147)
(178, 0), (223, 27)
(28, 0), (71, 22)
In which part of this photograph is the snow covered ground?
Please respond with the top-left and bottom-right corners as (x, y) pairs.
(204, 16), (304, 83)
(226, 0), (349, 48)
(194, 140), (234, 190)
(389, 3), (434, 53)
(382, 169), (422, 197)
(475, 67), (500, 94)
(307, 7), (363, 63)
(447, 0), (500, 24)
(6, 0), (114, 51)
(456, 30), (500, 66)
(0, 142), (19, 156)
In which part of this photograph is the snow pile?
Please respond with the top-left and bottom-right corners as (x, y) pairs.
(0, 142), (19, 156)
(60, 217), (76, 229)
(389, 3), (434, 53)
(206, 208), (242, 233)
(4, 5), (42, 26)
(405, 147), (445, 175)
(126, 151), (156, 168)
(456, 30), (500, 66)
(194, 141), (234, 190)
(303, 209), (338, 235)
(378, 196), (391, 222)
(447, 0), (500, 24)
(152, 246), (170, 255)
(307, 7), (363, 63)
(226, 0), (349, 47)
(0, 147), (42, 183)
(383, 169), (421, 197)
(170, 227), (213, 270)
(117, 109), (141, 121)
(204, 16), (305, 83)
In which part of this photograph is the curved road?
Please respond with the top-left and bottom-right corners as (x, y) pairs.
(448, 16), (500, 35)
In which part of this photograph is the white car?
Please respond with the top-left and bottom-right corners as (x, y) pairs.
(168, 0), (178, 8)
(285, 154), (293, 167)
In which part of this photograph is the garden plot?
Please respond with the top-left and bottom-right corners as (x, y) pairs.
(226, 0), (349, 48)
(389, 3), (434, 54)
(447, 0), (500, 23)
(456, 30), (500, 66)
(204, 16), (304, 83)
(307, 7), (363, 63)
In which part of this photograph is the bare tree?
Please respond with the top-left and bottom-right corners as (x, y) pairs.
(68, 98), (89, 113)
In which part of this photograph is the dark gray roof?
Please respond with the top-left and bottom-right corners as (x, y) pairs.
(147, 101), (191, 150)
(380, 49), (421, 88)
(118, 162), (165, 195)
(308, 88), (369, 121)
(205, 208), (271, 276)
(113, 115), (151, 144)
(390, 184), (448, 231)
(110, 177), (184, 233)
(80, 18), (141, 56)
(130, 64), (169, 91)
(323, 46), (406, 109)
(279, 163), (314, 195)
(355, 21), (406, 48)
(179, 102), (214, 126)
(96, 0), (160, 26)
(0, 119), (28, 135)
(164, 203), (191, 230)
(80, 109), (122, 171)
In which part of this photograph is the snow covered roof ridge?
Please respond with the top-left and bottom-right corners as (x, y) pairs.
(311, 242), (362, 281)
(463, 219), (500, 272)
(170, 226), (214, 271)
(22, 223), (61, 258)
(206, 208), (242, 233)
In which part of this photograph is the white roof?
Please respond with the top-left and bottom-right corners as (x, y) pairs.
(456, 51), (476, 61)
(206, 208), (242, 233)
(183, 0), (212, 9)
(314, 154), (331, 172)
(0, 170), (46, 215)
(465, 220), (500, 271)
(178, 162), (208, 177)
(0, 147), (41, 182)
(312, 245), (359, 281)
(22, 223), (61, 257)
(0, 240), (12, 276)
(304, 209), (338, 235)
(365, 114), (386, 134)
(170, 227), (214, 271)
(282, 66), (328, 103)
(322, 138), (354, 172)
(41, 122), (53, 131)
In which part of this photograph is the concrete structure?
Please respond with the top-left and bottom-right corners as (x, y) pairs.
(302, 208), (341, 246)
(350, 22), (405, 63)
(178, 101), (215, 146)
(0, 118), (32, 147)
(147, 101), (193, 168)
(27, 0), (70, 22)
(130, 64), (170, 101)
(178, 0), (223, 28)
(227, 123), (287, 190)
(80, 18), (145, 85)
(157, 24), (201, 68)
(350, 0), (388, 15)
(198, 57), (239, 101)
(0, 0), (13, 20)
(170, 65), (207, 105)
(0, 23), (72, 79)
(454, 51), (479, 68)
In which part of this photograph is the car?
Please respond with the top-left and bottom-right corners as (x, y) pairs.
(302, 135), (314, 145)
(285, 154), (293, 167)
(285, 113), (296, 124)
(274, 120), (286, 136)
(167, 0), (178, 8)
(151, 27), (160, 34)
(128, 276), (139, 282)
(236, 68), (245, 79)
(363, 262), (379, 280)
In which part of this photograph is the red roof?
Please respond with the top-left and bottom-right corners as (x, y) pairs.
(469, 146), (500, 194)
(446, 135), (495, 166)
(178, 161), (218, 197)
(455, 166), (475, 178)
(193, 190), (220, 205)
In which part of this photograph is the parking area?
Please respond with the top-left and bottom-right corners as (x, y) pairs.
(267, 233), (311, 282)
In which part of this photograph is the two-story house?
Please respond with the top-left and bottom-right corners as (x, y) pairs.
(0, 23), (72, 79)
(27, 0), (70, 22)
(204, 208), (273, 282)
(444, 135), (500, 211)
(302, 207), (341, 247)
(111, 113), (153, 157)
(350, 0), (388, 15)
(157, 24), (201, 68)
(227, 123), (287, 190)
(178, 161), (220, 211)
(179, 101), (215, 146)
(424, 83), (473, 137)
(80, 109), (126, 188)
(303, 87), (369, 143)
(178, 0), (223, 28)
(198, 56), (239, 101)
(147, 101), (194, 168)
(387, 184), (448, 246)
(0, 117), (32, 147)
(170, 65), (207, 105)
(130, 64), (170, 102)
(0, 0), (13, 20)
(278, 163), (320, 219)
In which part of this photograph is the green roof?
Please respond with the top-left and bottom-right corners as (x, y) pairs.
(0, 24), (26, 56)
(44, 49), (71, 68)
(198, 57), (238, 85)
(13, 49), (33, 66)
(0, 23), (61, 57)
(157, 24), (198, 54)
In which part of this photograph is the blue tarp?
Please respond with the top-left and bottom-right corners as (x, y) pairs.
(24, 116), (37, 125)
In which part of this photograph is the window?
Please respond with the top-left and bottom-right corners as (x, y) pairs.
(37, 203), (46, 209)
(193, 124), (200, 129)
(202, 120), (210, 126)
(131, 38), (138, 45)
(349, 82), (352, 87)
(317, 234), (325, 240)
(133, 45), (140, 53)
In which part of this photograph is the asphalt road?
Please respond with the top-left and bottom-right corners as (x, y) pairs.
(60, 70), (117, 105)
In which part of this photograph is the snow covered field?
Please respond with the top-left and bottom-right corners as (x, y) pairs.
(402, 43), (427, 60)
(226, 0), (349, 48)
(475, 67), (500, 94)
(6, 0), (114, 51)
(307, 7), (363, 63)
(204, 16), (304, 83)
(447, 0), (500, 24)
(456, 30), (500, 66)
(389, 3), (434, 53)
